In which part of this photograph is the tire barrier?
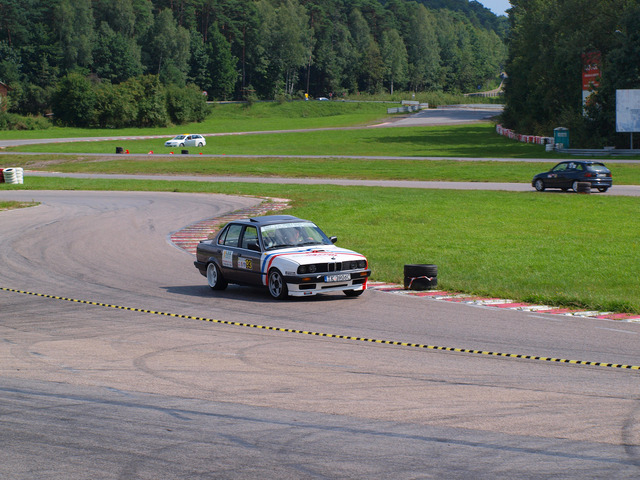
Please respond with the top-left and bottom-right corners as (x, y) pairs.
(496, 125), (554, 146)
(181, 149), (189, 154)
(2, 167), (23, 184)
(0, 168), (4, 183)
(115, 146), (124, 154)
(577, 182), (591, 194)
(404, 264), (438, 290)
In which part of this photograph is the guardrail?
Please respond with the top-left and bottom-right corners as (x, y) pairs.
(387, 101), (429, 114)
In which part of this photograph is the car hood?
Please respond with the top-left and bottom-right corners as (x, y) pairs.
(266, 245), (366, 265)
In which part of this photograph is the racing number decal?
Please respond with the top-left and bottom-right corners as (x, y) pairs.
(238, 258), (253, 270)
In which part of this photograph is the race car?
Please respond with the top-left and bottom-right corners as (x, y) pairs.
(194, 215), (371, 299)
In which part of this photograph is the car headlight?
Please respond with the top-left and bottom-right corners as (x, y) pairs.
(298, 264), (318, 274)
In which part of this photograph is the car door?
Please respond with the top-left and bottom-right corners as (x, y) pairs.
(561, 162), (580, 188)
(235, 225), (263, 285)
(217, 223), (243, 282)
(548, 162), (568, 188)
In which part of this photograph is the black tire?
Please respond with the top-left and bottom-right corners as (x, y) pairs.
(268, 269), (288, 300)
(404, 276), (438, 290)
(576, 182), (591, 194)
(534, 179), (545, 191)
(197, 142), (204, 147)
(597, 187), (609, 192)
(404, 264), (438, 278)
(344, 289), (364, 297)
(179, 142), (185, 147)
(572, 180), (581, 192)
(206, 262), (227, 290)
(404, 264), (438, 290)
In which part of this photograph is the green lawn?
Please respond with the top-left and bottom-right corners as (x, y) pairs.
(0, 101), (389, 140)
(1, 101), (639, 313)
(3, 176), (639, 314)
(7, 123), (554, 158)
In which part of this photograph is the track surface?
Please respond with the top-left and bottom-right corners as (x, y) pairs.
(1, 190), (639, 479)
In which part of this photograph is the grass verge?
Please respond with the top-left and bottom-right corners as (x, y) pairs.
(4, 152), (640, 185)
(3, 176), (638, 314)
(0, 200), (38, 211)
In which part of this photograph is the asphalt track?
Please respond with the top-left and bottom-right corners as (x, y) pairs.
(1, 107), (639, 478)
(1, 189), (639, 479)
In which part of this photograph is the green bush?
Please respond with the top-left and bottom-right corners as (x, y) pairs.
(0, 111), (52, 130)
(166, 84), (209, 125)
(51, 72), (97, 127)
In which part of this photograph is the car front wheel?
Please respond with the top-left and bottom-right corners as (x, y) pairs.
(268, 269), (288, 300)
(179, 143), (185, 147)
(534, 179), (545, 191)
(597, 187), (609, 192)
(207, 262), (227, 290)
(197, 142), (204, 147)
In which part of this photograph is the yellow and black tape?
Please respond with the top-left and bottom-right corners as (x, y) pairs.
(2, 286), (639, 371)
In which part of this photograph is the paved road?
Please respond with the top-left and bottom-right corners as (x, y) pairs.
(1, 190), (639, 479)
(0, 106), (504, 149)
(21, 171), (640, 196)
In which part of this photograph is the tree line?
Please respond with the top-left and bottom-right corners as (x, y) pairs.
(0, 0), (507, 128)
(502, 0), (640, 148)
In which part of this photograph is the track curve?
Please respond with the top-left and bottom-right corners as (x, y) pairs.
(0, 190), (639, 479)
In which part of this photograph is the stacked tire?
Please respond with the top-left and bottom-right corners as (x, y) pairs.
(404, 264), (438, 290)
(2, 167), (23, 184)
(576, 182), (591, 194)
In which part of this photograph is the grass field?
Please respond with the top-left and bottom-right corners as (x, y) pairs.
(1, 101), (639, 313)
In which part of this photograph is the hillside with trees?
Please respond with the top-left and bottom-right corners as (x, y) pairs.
(502, 0), (640, 148)
(0, 0), (506, 128)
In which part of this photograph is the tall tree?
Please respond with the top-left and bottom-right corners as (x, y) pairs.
(142, 9), (190, 84)
(381, 29), (408, 94)
(93, 22), (143, 83)
(405, 4), (440, 91)
(53, 0), (94, 71)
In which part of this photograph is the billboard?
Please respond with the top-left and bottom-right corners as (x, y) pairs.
(616, 89), (640, 133)
(582, 51), (601, 107)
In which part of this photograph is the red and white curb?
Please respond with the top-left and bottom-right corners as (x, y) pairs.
(367, 282), (640, 323)
(170, 204), (640, 323)
(170, 197), (291, 255)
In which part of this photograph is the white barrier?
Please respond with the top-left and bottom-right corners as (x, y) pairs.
(3, 167), (24, 184)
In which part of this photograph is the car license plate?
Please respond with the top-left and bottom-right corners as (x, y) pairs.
(597, 173), (606, 177)
(325, 274), (351, 282)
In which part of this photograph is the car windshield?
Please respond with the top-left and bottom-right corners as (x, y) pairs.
(261, 222), (331, 250)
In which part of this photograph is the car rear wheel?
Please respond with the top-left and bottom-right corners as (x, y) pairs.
(597, 187), (609, 192)
(268, 269), (288, 300)
(534, 179), (545, 191)
(207, 262), (227, 290)
(572, 180), (580, 192)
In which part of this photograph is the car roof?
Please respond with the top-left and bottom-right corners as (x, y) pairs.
(229, 215), (310, 227)
(557, 160), (606, 166)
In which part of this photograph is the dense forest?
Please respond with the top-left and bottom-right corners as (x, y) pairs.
(0, 0), (507, 128)
(502, 0), (640, 147)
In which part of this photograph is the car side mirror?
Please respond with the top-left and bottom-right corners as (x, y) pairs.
(330, 236), (337, 244)
(248, 242), (261, 252)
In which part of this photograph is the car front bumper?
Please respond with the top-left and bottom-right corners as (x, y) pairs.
(283, 270), (371, 296)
